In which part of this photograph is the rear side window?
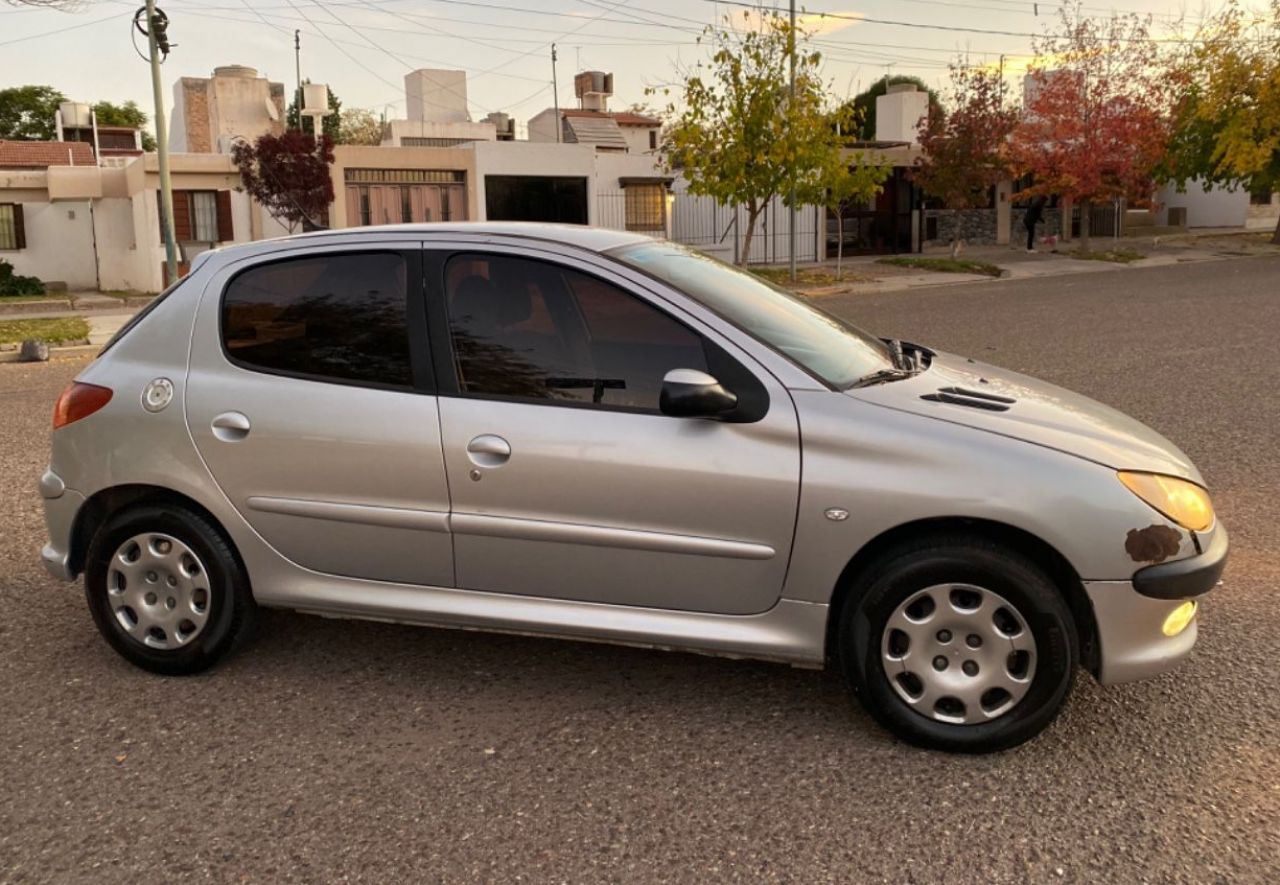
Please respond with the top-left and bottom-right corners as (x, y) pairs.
(222, 252), (412, 387)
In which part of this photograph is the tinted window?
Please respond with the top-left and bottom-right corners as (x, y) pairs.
(446, 253), (707, 410)
(610, 241), (893, 388)
(223, 252), (412, 387)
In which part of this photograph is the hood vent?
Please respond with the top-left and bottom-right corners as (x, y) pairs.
(921, 386), (1016, 412)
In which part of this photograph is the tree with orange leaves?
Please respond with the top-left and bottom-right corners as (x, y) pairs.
(1010, 2), (1172, 251)
(914, 64), (1018, 259)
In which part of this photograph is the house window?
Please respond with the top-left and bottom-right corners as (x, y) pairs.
(441, 188), (451, 222)
(190, 191), (219, 241)
(624, 184), (665, 232)
(1251, 189), (1275, 206)
(401, 187), (413, 223)
(0, 203), (25, 250)
(159, 190), (233, 243)
(648, 129), (657, 150)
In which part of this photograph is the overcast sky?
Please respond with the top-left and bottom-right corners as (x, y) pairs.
(0, 0), (1219, 136)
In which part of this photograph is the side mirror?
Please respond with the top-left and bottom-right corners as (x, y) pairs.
(660, 368), (738, 419)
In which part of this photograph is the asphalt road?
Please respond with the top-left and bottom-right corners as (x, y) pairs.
(2, 256), (1278, 883)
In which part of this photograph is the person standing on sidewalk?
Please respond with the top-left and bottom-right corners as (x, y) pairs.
(1024, 196), (1047, 252)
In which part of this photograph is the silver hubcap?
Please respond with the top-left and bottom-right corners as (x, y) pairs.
(881, 583), (1037, 725)
(106, 533), (211, 650)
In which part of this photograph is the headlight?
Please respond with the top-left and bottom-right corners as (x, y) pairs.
(1117, 471), (1214, 532)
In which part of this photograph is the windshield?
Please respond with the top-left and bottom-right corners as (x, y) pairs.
(609, 241), (893, 388)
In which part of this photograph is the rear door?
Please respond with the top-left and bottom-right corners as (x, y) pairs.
(185, 242), (454, 587)
(428, 245), (801, 615)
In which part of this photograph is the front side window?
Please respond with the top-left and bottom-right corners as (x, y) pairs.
(610, 240), (893, 388)
(223, 252), (412, 387)
(445, 253), (707, 410)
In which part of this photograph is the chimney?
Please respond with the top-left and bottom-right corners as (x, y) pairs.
(875, 83), (929, 144)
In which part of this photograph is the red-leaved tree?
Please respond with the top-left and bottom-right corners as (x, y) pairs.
(1011, 2), (1172, 251)
(231, 130), (335, 231)
(914, 64), (1018, 258)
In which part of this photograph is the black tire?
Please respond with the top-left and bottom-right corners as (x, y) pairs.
(84, 504), (256, 675)
(838, 534), (1077, 753)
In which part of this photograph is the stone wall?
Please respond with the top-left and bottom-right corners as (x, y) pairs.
(924, 207), (1066, 247)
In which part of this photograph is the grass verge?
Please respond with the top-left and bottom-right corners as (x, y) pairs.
(0, 317), (91, 345)
(750, 266), (866, 287)
(877, 256), (1004, 277)
(0, 294), (72, 305)
(1068, 247), (1145, 263)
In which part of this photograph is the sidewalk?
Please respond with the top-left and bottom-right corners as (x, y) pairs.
(0, 290), (153, 318)
(0, 311), (130, 363)
(790, 228), (1279, 296)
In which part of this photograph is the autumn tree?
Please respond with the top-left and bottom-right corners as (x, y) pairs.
(914, 64), (1018, 258)
(231, 130), (334, 231)
(1010, 2), (1171, 251)
(286, 80), (342, 143)
(1164, 0), (1280, 244)
(338, 108), (384, 146)
(0, 85), (65, 140)
(662, 13), (839, 264)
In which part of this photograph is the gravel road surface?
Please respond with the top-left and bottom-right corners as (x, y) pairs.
(1, 255), (1277, 883)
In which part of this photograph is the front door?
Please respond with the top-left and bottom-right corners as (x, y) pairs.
(185, 245), (453, 587)
(429, 248), (801, 615)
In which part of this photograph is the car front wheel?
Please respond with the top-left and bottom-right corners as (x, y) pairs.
(839, 535), (1078, 753)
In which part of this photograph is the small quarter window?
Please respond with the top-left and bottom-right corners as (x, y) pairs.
(223, 252), (412, 387)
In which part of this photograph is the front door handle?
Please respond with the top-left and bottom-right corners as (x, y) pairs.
(211, 411), (251, 442)
(466, 434), (511, 467)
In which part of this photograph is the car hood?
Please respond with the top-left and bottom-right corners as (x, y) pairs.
(845, 351), (1202, 482)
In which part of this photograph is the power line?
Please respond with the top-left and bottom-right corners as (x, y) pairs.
(0, 10), (126, 48)
(699, 0), (1234, 44)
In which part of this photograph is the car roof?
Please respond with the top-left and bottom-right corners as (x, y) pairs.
(252, 222), (653, 255)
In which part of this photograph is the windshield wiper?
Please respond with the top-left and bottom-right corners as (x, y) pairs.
(846, 368), (915, 389)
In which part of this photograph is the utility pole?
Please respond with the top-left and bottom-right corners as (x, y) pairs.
(551, 43), (561, 143)
(295, 30), (303, 134)
(140, 1), (178, 285)
(787, 0), (797, 282)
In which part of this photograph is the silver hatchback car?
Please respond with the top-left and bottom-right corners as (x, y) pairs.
(40, 223), (1226, 752)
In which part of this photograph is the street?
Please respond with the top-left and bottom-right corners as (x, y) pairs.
(1, 255), (1277, 883)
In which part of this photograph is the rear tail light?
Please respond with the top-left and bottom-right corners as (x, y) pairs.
(53, 382), (113, 429)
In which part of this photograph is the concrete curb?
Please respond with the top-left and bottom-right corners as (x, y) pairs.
(0, 343), (98, 364)
(0, 300), (76, 316)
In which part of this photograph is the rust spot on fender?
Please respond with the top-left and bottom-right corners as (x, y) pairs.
(1125, 525), (1182, 564)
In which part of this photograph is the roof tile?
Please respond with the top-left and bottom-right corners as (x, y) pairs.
(0, 140), (96, 169)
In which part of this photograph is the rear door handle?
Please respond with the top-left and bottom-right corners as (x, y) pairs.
(211, 411), (251, 442)
(466, 434), (510, 467)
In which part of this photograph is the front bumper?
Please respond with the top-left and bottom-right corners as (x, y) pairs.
(39, 468), (83, 582)
(1086, 523), (1226, 685)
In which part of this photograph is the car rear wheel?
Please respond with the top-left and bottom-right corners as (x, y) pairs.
(839, 535), (1077, 753)
(85, 504), (255, 675)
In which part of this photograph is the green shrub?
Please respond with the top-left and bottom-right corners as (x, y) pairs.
(0, 259), (46, 297)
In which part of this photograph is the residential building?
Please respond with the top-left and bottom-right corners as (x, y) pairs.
(171, 65), (286, 153)
(527, 71), (662, 154)
(381, 70), (500, 147)
(332, 68), (673, 237)
(55, 102), (145, 160)
(0, 137), (281, 292)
